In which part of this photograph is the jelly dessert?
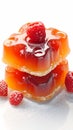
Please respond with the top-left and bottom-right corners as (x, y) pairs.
(2, 22), (70, 76)
(5, 60), (68, 101)
(2, 21), (70, 101)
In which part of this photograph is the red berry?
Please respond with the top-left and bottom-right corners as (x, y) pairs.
(0, 80), (8, 96)
(65, 71), (73, 92)
(27, 22), (46, 43)
(9, 91), (23, 106)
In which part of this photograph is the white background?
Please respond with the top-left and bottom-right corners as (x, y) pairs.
(0, 0), (73, 130)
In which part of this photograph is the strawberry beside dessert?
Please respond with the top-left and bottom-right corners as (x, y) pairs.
(2, 21), (70, 101)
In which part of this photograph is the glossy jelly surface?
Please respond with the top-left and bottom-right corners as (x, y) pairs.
(5, 60), (68, 99)
(3, 24), (70, 76)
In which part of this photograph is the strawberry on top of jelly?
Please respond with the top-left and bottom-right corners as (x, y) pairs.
(26, 21), (46, 43)
(3, 22), (70, 76)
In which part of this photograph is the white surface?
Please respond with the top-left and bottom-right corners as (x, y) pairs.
(0, 0), (73, 130)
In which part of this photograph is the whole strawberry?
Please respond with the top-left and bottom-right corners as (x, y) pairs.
(65, 71), (73, 92)
(27, 21), (46, 43)
(9, 91), (23, 106)
(0, 80), (8, 96)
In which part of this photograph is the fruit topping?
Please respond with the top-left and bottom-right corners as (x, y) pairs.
(9, 91), (23, 105)
(65, 71), (73, 92)
(0, 80), (8, 96)
(26, 21), (46, 43)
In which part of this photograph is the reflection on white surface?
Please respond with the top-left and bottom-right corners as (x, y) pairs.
(0, 91), (69, 130)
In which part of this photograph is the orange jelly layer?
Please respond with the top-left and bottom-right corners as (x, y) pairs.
(3, 28), (70, 76)
(5, 60), (68, 98)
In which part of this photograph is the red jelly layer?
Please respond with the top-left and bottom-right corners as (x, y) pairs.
(5, 60), (68, 100)
(3, 27), (70, 76)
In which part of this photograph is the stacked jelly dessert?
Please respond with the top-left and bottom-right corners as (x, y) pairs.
(2, 22), (70, 101)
